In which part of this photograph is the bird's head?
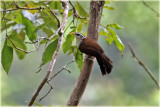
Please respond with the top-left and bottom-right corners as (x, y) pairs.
(70, 32), (85, 40)
(70, 32), (86, 47)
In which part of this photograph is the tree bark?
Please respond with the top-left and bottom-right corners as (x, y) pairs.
(66, 1), (105, 106)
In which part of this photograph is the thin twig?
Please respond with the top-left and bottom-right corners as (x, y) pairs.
(1, 1), (6, 21)
(48, 6), (60, 28)
(24, 37), (47, 44)
(48, 27), (60, 40)
(6, 35), (45, 54)
(28, 0), (69, 106)
(48, 60), (74, 82)
(64, 20), (73, 33)
(39, 60), (74, 101)
(49, 68), (70, 81)
(13, 1), (19, 8)
(38, 60), (74, 102)
(6, 34), (29, 54)
(142, 0), (159, 17)
(1, 1), (44, 12)
(69, 1), (86, 19)
(128, 43), (160, 89)
(39, 82), (53, 102)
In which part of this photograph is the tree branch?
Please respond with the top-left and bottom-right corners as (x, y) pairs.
(48, 5), (60, 28)
(0, 1), (44, 12)
(38, 82), (53, 102)
(6, 35), (45, 54)
(27, 0), (69, 106)
(69, 1), (86, 19)
(48, 60), (74, 82)
(67, 1), (105, 106)
(38, 60), (74, 102)
(142, 0), (159, 17)
(128, 43), (160, 89)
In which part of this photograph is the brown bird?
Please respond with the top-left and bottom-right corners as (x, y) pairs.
(70, 32), (113, 75)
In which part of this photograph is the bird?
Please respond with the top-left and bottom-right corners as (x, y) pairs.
(70, 32), (113, 75)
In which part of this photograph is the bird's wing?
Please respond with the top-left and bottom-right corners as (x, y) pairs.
(81, 38), (104, 54)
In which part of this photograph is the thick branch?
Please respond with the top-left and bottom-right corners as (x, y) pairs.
(67, 1), (105, 106)
(128, 43), (160, 89)
(27, 0), (69, 106)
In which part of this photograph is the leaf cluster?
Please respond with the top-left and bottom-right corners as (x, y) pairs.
(1, 0), (124, 74)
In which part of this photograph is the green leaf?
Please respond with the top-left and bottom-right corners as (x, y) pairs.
(49, 1), (61, 10)
(106, 35), (113, 45)
(99, 30), (109, 36)
(10, 30), (26, 41)
(40, 39), (58, 67)
(68, 11), (73, 17)
(24, 4), (39, 14)
(104, 6), (115, 10)
(40, 35), (59, 45)
(82, 32), (87, 36)
(33, 102), (42, 107)
(77, 23), (83, 32)
(67, 45), (77, 55)
(75, 49), (83, 71)
(1, 1), (15, 9)
(106, 23), (123, 29)
(113, 35), (125, 55)
(106, 28), (125, 54)
(70, 26), (76, 29)
(10, 10), (22, 23)
(41, 9), (58, 29)
(1, 40), (13, 74)
(106, 27), (116, 37)
(100, 28), (113, 45)
(22, 15), (37, 41)
(75, 2), (89, 18)
(7, 39), (27, 59)
(1, 22), (16, 32)
(63, 29), (75, 54)
(104, 28), (114, 45)
(42, 26), (53, 37)
(105, 0), (110, 4)
(59, 9), (73, 17)
(34, 23), (46, 32)
(7, 31), (27, 59)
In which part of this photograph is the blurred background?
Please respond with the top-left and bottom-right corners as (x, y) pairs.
(1, 1), (159, 106)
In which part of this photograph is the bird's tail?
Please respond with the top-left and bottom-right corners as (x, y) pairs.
(96, 53), (113, 75)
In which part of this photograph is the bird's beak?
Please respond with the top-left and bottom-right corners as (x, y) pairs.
(70, 32), (75, 35)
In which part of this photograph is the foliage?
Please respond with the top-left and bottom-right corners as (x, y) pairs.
(1, 1), (124, 74)
(1, 0), (159, 106)
(1, 40), (13, 74)
(99, 23), (125, 55)
(75, 49), (83, 71)
(40, 39), (58, 67)
(22, 14), (37, 41)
